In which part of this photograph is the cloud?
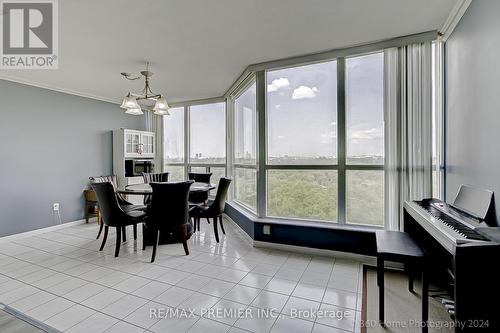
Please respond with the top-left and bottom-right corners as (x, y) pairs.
(292, 86), (319, 99)
(349, 128), (383, 140)
(320, 131), (336, 144)
(267, 78), (290, 92)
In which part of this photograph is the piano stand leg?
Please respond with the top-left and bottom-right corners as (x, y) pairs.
(408, 265), (415, 293)
(377, 256), (385, 327)
(422, 265), (429, 333)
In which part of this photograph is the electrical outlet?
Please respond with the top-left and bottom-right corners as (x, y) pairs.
(263, 225), (271, 235)
(53, 203), (60, 211)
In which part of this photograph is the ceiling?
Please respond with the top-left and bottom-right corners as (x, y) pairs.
(0, 0), (457, 105)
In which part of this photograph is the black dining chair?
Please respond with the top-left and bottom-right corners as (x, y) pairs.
(190, 178), (231, 243)
(143, 181), (194, 262)
(89, 175), (146, 240)
(142, 172), (169, 205)
(90, 182), (147, 257)
(188, 172), (213, 206)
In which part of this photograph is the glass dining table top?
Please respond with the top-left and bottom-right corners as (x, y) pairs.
(117, 182), (216, 195)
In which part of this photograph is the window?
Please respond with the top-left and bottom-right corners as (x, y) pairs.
(345, 53), (384, 225)
(346, 53), (384, 165)
(190, 103), (226, 164)
(267, 61), (338, 165)
(163, 107), (185, 180)
(267, 170), (338, 221)
(233, 81), (257, 212)
(266, 61), (338, 221)
(164, 107), (184, 164)
(162, 103), (226, 184)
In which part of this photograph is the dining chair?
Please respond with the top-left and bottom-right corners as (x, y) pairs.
(190, 178), (231, 243)
(188, 172), (213, 206)
(142, 172), (169, 205)
(90, 182), (147, 257)
(143, 181), (194, 262)
(89, 175), (146, 241)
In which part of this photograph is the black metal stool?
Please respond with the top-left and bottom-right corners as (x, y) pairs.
(376, 231), (428, 333)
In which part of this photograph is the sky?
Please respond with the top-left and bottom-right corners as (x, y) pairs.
(164, 52), (384, 162)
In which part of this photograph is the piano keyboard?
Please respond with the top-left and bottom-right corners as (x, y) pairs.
(416, 202), (489, 241)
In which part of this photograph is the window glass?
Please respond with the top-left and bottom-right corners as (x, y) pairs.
(346, 53), (384, 165)
(190, 103), (226, 164)
(163, 107), (184, 163)
(267, 170), (338, 221)
(235, 83), (257, 165)
(267, 61), (337, 165)
(346, 170), (384, 225)
(234, 168), (257, 211)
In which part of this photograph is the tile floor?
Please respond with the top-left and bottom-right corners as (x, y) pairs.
(0, 218), (363, 333)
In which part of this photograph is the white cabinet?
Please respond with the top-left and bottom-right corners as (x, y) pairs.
(120, 129), (155, 158)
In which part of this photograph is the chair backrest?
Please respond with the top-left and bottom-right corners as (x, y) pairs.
(90, 182), (123, 227)
(148, 181), (194, 230)
(89, 175), (118, 187)
(210, 178), (232, 215)
(143, 172), (169, 184)
(188, 172), (212, 183)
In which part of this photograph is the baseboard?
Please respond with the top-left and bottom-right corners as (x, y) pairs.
(0, 218), (94, 243)
(223, 214), (253, 245)
(253, 240), (376, 265)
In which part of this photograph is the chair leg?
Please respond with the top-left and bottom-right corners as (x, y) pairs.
(151, 230), (160, 263)
(377, 256), (385, 327)
(115, 227), (121, 257)
(213, 217), (219, 243)
(96, 222), (104, 239)
(206, 218), (210, 224)
(422, 265), (429, 333)
(192, 218), (197, 232)
(142, 224), (147, 250)
(133, 224), (137, 240)
(197, 218), (201, 231)
(181, 225), (189, 256)
(99, 226), (108, 251)
(122, 226), (127, 242)
(85, 202), (89, 223)
(219, 216), (225, 235)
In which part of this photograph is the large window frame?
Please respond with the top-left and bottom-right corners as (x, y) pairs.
(163, 33), (440, 228)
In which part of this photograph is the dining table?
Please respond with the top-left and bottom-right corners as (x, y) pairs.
(116, 182), (216, 245)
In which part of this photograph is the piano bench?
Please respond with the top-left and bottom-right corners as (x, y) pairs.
(375, 231), (428, 332)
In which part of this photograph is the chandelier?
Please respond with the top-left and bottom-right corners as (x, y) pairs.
(119, 62), (170, 116)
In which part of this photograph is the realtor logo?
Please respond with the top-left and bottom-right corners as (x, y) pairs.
(1, 0), (58, 69)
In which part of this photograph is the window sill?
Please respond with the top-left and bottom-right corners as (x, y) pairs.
(226, 201), (382, 233)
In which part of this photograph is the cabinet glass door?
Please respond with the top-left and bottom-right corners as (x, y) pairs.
(126, 133), (141, 154)
(142, 134), (154, 154)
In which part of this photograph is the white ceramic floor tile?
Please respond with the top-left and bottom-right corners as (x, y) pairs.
(10, 291), (56, 313)
(81, 288), (127, 310)
(207, 299), (248, 325)
(63, 282), (106, 303)
(66, 312), (119, 333)
(124, 301), (164, 329)
(281, 296), (320, 322)
(154, 286), (194, 307)
(149, 314), (200, 333)
(270, 315), (314, 333)
(250, 290), (289, 312)
(132, 280), (172, 300)
(188, 317), (231, 333)
(223, 284), (261, 305)
(234, 306), (277, 333)
(239, 273), (272, 289)
(44, 304), (96, 331)
(113, 275), (152, 293)
(101, 294), (148, 319)
(292, 283), (326, 302)
(322, 288), (357, 310)
(178, 291), (220, 315)
(202, 279), (235, 297)
(25, 297), (75, 321)
(264, 278), (298, 295)
(105, 320), (146, 333)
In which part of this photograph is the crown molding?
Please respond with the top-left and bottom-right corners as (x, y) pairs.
(439, 0), (472, 41)
(0, 74), (121, 105)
